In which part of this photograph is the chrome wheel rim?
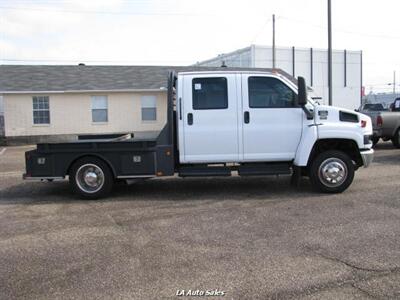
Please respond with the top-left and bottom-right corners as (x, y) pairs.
(318, 158), (348, 188)
(75, 164), (104, 193)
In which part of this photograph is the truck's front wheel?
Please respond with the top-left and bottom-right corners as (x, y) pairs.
(309, 150), (355, 193)
(69, 157), (114, 199)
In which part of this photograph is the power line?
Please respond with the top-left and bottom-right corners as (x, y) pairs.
(0, 57), (366, 64)
(0, 5), (204, 16)
(0, 58), (194, 63)
(278, 15), (400, 40)
(0, 0), (170, 3)
(2, 4), (400, 38)
(367, 83), (400, 87)
(249, 17), (272, 44)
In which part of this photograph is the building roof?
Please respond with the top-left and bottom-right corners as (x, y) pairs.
(195, 44), (362, 67)
(0, 65), (294, 93)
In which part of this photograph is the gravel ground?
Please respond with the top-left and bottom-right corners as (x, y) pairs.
(0, 143), (399, 300)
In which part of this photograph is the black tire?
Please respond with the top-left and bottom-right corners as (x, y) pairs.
(309, 150), (355, 193)
(372, 136), (380, 147)
(69, 157), (114, 199)
(391, 129), (400, 148)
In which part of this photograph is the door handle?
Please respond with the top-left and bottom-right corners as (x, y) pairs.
(187, 113), (193, 125)
(244, 111), (250, 124)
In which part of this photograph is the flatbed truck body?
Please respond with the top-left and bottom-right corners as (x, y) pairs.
(24, 71), (374, 198)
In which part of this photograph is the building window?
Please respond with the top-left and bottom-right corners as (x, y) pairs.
(248, 77), (297, 108)
(32, 96), (50, 124)
(192, 77), (228, 110)
(91, 96), (108, 122)
(141, 95), (157, 121)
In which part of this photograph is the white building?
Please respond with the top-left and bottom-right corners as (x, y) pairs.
(195, 45), (363, 110)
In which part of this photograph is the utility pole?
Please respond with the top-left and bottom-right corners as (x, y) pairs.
(272, 14), (276, 69)
(327, 0), (333, 106)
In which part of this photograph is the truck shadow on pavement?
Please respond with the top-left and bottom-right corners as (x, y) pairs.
(371, 142), (400, 165)
(0, 175), (320, 205)
(374, 142), (396, 149)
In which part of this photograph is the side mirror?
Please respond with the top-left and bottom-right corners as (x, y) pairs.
(297, 77), (313, 120)
(354, 109), (359, 112)
(297, 76), (307, 106)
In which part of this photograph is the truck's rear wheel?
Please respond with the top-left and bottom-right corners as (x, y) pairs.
(69, 157), (113, 199)
(391, 129), (400, 148)
(309, 150), (355, 193)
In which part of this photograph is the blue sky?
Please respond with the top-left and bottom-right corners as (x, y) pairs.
(1, 0), (400, 93)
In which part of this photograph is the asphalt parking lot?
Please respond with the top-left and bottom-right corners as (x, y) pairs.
(0, 144), (399, 299)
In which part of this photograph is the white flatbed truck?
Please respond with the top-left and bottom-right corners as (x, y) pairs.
(24, 70), (374, 199)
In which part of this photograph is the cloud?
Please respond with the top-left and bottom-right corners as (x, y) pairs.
(1, 3), (84, 38)
(66, 0), (124, 10)
(1, 0), (400, 89)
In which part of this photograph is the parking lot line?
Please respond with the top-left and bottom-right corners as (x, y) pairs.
(0, 148), (6, 156)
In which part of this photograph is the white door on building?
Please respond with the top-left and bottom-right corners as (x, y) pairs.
(181, 74), (239, 163)
(241, 74), (303, 161)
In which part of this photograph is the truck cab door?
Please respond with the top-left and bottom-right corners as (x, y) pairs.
(241, 74), (303, 161)
(179, 74), (239, 163)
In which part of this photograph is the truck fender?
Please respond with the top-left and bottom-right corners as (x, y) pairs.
(293, 125), (318, 166)
(302, 138), (363, 169)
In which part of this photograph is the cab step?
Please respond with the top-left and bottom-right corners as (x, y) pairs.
(178, 166), (231, 177)
(238, 163), (292, 176)
(178, 163), (292, 177)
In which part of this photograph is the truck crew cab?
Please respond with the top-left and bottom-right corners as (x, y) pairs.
(24, 70), (374, 199)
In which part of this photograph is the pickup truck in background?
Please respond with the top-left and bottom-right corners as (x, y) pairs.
(24, 70), (374, 199)
(359, 98), (400, 147)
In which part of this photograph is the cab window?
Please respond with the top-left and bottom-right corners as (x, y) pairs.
(192, 77), (228, 110)
(248, 77), (297, 108)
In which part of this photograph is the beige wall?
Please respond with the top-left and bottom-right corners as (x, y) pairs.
(3, 91), (167, 137)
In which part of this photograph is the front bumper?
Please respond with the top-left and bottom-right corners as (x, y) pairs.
(360, 149), (374, 168)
